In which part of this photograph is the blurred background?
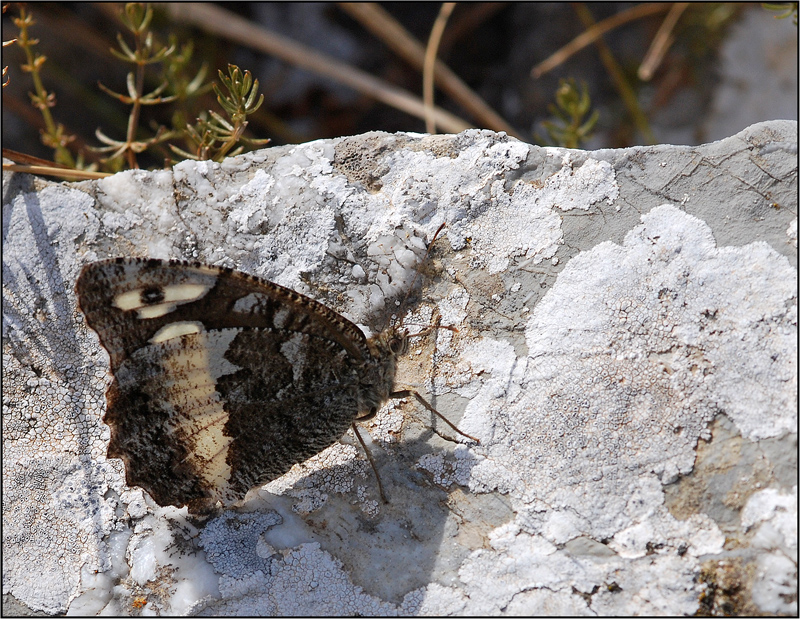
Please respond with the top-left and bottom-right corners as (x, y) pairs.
(2, 2), (797, 173)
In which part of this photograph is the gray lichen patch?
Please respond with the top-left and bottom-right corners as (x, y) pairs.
(2, 455), (120, 614)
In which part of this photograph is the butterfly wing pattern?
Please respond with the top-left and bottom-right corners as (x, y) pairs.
(76, 257), (405, 514)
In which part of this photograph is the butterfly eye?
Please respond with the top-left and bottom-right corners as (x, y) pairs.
(389, 335), (406, 355)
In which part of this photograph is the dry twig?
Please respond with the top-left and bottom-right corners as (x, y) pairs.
(167, 3), (473, 134)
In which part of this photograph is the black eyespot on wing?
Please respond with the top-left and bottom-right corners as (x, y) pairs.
(140, 287), (165, 305)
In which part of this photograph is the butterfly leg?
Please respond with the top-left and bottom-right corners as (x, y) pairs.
(391, 389), (480, 444)
(351, 423), (388, 503)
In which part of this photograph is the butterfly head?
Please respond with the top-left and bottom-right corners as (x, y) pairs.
(365, 324), (408, 367)
(354, 325), (408, 418)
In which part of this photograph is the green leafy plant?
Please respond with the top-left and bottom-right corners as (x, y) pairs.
(161, 38), (213, 136)
(3, 4), (15, 88)
(92, 2), (178, 169)
(8, 2), (269, 176)
(171, 65), (270, 163)
(95, 5), (268, 167)
(540, 78), (599, 149)
(11, 5), (78, 167)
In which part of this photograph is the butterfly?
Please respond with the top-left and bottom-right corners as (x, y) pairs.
(76, 254), (475, 515)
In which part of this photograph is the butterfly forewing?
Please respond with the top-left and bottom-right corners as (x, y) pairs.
(76, 257), (397, 514)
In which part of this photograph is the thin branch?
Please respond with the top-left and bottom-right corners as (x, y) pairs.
(339, 2), (519, 137)
(638, 2), (690, 81)
(424, 2), (457, 134)
(438, 2), (509, 55)
(167, 3), (472, 134)
(531, 3), (671, 78)
(572, 3), (655, 145)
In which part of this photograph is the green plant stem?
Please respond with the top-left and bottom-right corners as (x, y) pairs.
(15, 7), (75, 166)
(126, 30), (147, 169)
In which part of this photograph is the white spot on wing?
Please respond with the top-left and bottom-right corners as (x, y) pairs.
(135, 304), (175, 319)
(233, 293), (262, 314)
(280, 332), (308, 383)
(273, 307), (291, 329)
(150, 321), (203, 343)
(113, 289), (146, 311)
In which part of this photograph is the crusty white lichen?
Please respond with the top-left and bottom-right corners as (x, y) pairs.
(435, 205), (795, 547)
(2, 187), (122, 615)
(454, 523), (705, 615)
(740, 486), (798, 614)
(194, 511), (401, 616)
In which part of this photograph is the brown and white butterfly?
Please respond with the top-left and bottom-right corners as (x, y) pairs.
(76, 251), (475, 515)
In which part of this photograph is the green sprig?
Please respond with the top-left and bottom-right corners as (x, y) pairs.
(172, 65), (269, 162)
(540, 78), (599, 149)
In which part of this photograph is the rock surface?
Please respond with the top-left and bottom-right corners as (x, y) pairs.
(3, 121), (796, 616)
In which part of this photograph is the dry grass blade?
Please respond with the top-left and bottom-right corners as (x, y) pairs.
(531, 2), (671, 78)
(2, 164), (112, 180)
(638, 2), (690, 81)
(339, 3), (519, 137)
(167, 3), (472, 134)
(2, 148), (72, 168)
(2, 149), (112, 180)
(424, 3), (457, 134)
